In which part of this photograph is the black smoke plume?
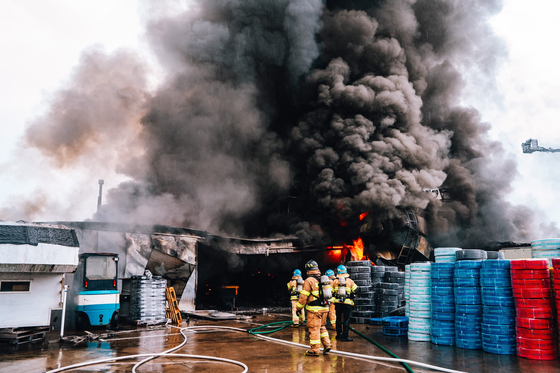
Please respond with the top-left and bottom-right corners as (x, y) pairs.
(23, 0), (536, 248)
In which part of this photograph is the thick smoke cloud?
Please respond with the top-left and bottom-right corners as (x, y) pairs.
(25, 48), (148, 168)
(20, 0), (539, 248)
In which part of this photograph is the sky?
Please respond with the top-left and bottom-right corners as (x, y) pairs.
(0, 0), (147, 221)
(481, 0), (560, 233)
(1, 0), (560, 240)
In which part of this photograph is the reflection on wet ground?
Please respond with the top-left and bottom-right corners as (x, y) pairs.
(0, 315), (559, 373)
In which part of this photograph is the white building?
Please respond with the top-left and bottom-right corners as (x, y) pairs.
(0, 222), (79, 329)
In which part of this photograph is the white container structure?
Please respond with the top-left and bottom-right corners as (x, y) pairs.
(0, 222), (79, 329)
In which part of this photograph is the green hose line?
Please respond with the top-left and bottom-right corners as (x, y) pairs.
(350, 327), (415, 373)
(248, 320), (294, 335)
(248, 321), (414, 373)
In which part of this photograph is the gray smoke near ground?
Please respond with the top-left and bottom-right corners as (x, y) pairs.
(20, 0), (540, 247)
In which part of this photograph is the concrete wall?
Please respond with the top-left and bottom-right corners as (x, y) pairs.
(0, 272), (64, 328)
(500, 248), (532, 259)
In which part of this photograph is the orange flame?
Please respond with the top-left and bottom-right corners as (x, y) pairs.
(344, 237), (365, 261)
(359, 211), (369, 221)
(327, 249), (343, 261)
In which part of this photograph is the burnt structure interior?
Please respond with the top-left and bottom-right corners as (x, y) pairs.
(196, 243), (349, 310)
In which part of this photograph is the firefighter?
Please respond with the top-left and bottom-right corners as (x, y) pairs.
(325, 269), (336, 329)
(287, 269), (305, 327)
(296, 260), (332, 356)
(332, 264), (358, 341)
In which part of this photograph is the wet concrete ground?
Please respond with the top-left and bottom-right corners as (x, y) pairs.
(0, 313), (559, 373)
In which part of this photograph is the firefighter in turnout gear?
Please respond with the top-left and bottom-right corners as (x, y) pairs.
(287, 269), (305, 327)
(296, 260), (332, 356)
(325, 269), (336, 329)
(332, 264), (358, 341)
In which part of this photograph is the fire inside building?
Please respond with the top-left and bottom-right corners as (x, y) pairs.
(0, 210), (431, 316)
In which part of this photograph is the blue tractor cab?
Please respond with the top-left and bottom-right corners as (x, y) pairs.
(75, 253), (120, 329)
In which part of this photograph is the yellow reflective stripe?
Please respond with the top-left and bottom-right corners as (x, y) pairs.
(306, 305), (329, 311)
(296, 302), (304, 308)
(310, 340), (321, 344)
(320, 332), (329, 338)
(351, 284), (358, 291)
(311, 291), (319, 296)
(287, 283), (291, 289)
(300, 290), (310, 296)
(343, 299), (354, 305)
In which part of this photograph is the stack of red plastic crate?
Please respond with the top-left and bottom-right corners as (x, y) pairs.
(511, 259), (558, 360)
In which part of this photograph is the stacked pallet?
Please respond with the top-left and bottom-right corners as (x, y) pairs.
(0, 326), (49, 345)
(382, 316), (409, 337)
(130, 274), (168, 324)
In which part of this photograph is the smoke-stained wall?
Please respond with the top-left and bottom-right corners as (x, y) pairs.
(62, 223), (199, 327)
(20, 0), (536, 247)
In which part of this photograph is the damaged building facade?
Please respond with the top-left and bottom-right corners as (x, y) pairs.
(0, 208), (435, 332)
(0, 220), (310, 331)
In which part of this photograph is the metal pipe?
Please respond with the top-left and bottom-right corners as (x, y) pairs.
(97, 180), (104, 211)
(59, 285), (68, 339)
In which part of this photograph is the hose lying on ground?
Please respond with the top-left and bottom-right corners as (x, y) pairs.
(45, 325), (249, 373)
(350, 326), (414, 373)
(249, 321), (467, 373)
(248, 320), (293, 334)
(44, 353), (248, 373)
(46, 322), (466, 373)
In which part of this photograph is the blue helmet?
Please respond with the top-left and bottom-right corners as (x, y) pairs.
(325, 269), (335, 277)
(337, 265), (347, 274)
(293, 269), (302, 277)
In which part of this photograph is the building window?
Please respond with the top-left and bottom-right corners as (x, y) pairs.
(0, 281), (31, 292)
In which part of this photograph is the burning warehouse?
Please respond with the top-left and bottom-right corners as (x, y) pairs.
(3, 0), (560, 371)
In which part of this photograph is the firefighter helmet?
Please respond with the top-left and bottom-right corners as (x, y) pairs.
(293, 269), (302, 277)
(305, 260), (319, 271)
(325, 269), (335, 277)
(337, 265), (347, 274)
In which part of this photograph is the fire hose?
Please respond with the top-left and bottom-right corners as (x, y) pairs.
(247, 320), (413, 373)
(249, 321), (468, 373)
(44, 325), (249, 373)
(45, 322), (467, 373)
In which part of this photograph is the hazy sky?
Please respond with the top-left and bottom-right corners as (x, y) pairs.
(1, 0), (560, 239)
(481, 0), (560, 233)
